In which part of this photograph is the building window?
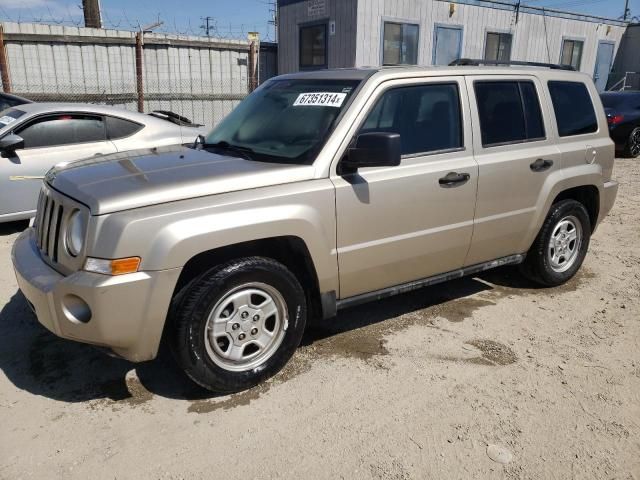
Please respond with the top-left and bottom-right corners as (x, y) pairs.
(300, 24), (327, 69)
(560, 39), (584, 70)
(383, 22), (419, 65)
(485, 32), (512, 62)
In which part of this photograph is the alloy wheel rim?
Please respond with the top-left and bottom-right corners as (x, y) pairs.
(547, 215), (582, 273)
(203, 282), (288, 372)
(630, 128), (640, 157)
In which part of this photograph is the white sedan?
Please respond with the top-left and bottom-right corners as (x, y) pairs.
(0, 103), (207, 222)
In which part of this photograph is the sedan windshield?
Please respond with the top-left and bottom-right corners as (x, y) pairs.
(205, 79), (360, 164)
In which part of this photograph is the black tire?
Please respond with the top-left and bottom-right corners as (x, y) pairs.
(520, 199), (591, 287)
(623, 127), (640, 158)
(169, 257), (307, 393)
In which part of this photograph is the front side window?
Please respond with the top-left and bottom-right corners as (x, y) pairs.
(360, 83), (463, 156)
(548, 81), (598, 137)
(383, 22), (419, 65)
(205, 79), (360, 164)
(485, 32), (512, 62)
(300, 24), (327, 69)
(16, 114), (106, 149)
(560, 39), (584, 70)
(475, 81), (546, 147)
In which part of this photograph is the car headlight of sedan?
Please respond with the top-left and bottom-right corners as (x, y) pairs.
(66, 209), (87, 257)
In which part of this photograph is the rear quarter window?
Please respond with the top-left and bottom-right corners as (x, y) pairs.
(106, 116), (143, 140)
(548, 81), (598, 137)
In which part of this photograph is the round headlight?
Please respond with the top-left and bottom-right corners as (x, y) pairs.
(66, 210), (86, 257)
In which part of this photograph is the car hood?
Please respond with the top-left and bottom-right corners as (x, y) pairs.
(47, 145), (316, 215)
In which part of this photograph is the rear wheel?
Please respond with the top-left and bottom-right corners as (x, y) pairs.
(520, 199), (591, 287)
(169, 257), (307, 393)
(624, 127), (640, 158)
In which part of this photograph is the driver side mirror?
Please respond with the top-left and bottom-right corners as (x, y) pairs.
(193, 134), (206, 150)
(340, 132), (401, 174)
(0, 134), (24, 156)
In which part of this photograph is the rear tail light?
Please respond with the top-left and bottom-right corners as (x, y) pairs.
(607, 114), (624, 126)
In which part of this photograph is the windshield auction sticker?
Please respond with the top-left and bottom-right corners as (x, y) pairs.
(293, 92), (347, 108)
(0, 115), (16, 126)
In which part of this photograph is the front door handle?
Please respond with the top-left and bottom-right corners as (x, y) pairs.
(530, 158), (554, 172)
(439, 171), (470, 188)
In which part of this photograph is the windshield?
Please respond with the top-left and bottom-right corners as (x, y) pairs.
(205, 79), (360, 164)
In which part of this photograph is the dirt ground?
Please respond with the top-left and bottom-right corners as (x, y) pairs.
(0, 159), (638, 480)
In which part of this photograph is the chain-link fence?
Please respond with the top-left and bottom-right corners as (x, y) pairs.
(0, 22), (278, 129)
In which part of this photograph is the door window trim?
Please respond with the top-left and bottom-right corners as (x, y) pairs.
(473, 79), (548, 149)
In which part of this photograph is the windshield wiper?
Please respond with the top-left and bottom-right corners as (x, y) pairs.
(203, 141), (255, 161)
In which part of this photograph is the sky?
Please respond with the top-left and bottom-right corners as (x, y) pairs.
(0, 0), (637, 41)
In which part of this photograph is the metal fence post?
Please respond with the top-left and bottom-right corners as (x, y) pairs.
(248, 32), (259, 92)
(135, 31), (144, 112)
(0, 25), (11, 93)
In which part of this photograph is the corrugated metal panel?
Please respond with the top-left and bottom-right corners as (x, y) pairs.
(279, 0), (627, 78)
(0, 21), (253, 128)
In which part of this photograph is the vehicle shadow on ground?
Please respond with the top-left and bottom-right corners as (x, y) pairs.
(0, 220), (29, 236)
(0, 266), (543, 404)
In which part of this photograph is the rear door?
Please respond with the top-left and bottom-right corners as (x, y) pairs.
(464, 75), (562, 266)
(1, 113), (117, 217)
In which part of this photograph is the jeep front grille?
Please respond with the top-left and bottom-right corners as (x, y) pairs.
(35, 188), (65, 264)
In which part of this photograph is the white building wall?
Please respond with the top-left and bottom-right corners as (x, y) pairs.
(356, 0), (626, 74)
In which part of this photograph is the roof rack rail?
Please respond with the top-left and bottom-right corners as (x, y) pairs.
(450, 58), (576, 71)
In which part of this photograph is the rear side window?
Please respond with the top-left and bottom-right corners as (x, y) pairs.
(16, 114), (106, 149)
(474, 81), (546, 147)
(106, 116), (143, 140)
(360, 83), (463, 156)
(548, 81), (598, 137)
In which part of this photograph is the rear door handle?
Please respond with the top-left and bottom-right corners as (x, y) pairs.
(530, 158), (554, 172)
(438, 172), (470, 188)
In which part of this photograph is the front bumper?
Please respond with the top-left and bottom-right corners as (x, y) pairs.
(12, 228), (181, 362)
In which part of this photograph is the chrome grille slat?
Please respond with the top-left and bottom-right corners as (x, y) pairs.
(34, 184), (85, 274)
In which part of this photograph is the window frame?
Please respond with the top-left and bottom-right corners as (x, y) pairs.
(484, 31), (513, 62)
(357, 81), (466, 159)
(547, 80), (599, 138)
(473, 79), (547, 149)
(12, 112), (108, 150)
(559, 37), (585, 70)
(381, 19), (420, 66)
(299, 21), (328, 70)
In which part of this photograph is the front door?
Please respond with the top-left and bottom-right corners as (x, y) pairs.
(332, 77), (478, 298)
(593, 41), (615, 92)
(0, 113), (117, 217)
(433, 25), (463, 66)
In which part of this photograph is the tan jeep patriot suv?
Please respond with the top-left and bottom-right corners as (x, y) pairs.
(12, 64), (618, 393)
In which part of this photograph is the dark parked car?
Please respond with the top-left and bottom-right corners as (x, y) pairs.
(0, 92), (32, 112)
(600, 91), (640, 158)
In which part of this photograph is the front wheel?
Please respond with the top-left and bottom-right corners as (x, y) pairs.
(520, 200), (591, 287)
(169, 257), (307, 393)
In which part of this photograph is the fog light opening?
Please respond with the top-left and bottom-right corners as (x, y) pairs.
(62, 294), (92, 324)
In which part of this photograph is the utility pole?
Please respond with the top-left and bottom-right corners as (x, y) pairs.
(82, 0), (102, 28)
(268, 0), (278, 42)
(623, 0), (630, 20)
(201, 16), (215, 37)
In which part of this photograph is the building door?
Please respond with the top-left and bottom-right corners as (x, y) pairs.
(593, 41), (615, 92)
(432, 25), (463, 66)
